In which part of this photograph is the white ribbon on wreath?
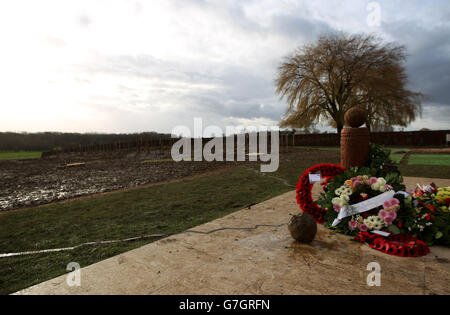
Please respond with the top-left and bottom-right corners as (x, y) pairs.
(331, 190), (410, 227)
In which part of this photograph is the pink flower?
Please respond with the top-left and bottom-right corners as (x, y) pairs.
(383, 198), (399, 209)
(353, 180), (361, 187)
(333, 204), (341, 212)
(359, 224), (368, 232)
(369, 177), (378, 185)
(379, 209), (388, 218)
(356, 176), (362, 181)
(379, 209), (397, 226)
(348, 219), (358, 230)
(384, 184), (393, 190)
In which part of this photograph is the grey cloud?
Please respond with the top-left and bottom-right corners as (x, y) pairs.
(184, 93), (282, 121)
(270, 14), (333, 41)
(169, 0), (264, 35)
(382, 21), (450, 106)
(77, 52), (284, 121)
(409, 102), (450, 130)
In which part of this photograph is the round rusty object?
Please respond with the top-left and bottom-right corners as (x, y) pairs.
(288, 212), (317, 243)
(344, 107), (368, 128)
(340, 127), (370, 169)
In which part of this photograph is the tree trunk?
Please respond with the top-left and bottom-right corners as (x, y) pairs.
(337, 124), (343, 135)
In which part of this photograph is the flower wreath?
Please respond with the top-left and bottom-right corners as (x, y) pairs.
(296, 164), (448, 257)
(295, 163), (345, 223)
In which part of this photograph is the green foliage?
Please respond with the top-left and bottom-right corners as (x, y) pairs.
(365, 143), (402, 178)
(366, 143), (391, 170)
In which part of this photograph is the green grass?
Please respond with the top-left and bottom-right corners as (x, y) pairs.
(0, 166), (290, 294)
(407, 154), (450, 166)
(389, 153), (405, 164)
(295, 146), (409, 153)
(0, 151), (42, 160)
(295, 146), (406, 164)
(398, 164), (450, 178)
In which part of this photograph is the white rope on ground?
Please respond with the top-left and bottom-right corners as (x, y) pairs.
(0, 223), (287, 258)
(1, 167), (292, 259)
(243, 166), (296, 188)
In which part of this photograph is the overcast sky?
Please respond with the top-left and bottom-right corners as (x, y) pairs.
(0, 0), (449, 134)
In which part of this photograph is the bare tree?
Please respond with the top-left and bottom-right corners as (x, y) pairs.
(275, 33), (423, 133)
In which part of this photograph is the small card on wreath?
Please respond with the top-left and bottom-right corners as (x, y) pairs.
(308, 172), (322, 183)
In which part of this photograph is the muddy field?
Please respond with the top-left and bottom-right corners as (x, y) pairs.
(0, 154), (244, 211)
(0, 148), (344, 212)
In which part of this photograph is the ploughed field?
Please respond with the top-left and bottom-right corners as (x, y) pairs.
(0, 155), (239, 211)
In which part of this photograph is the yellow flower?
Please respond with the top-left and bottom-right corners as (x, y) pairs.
(436, 186), (450, 204)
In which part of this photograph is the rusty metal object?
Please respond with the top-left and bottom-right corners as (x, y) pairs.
(340, 127), (370, 169)
(288, 212), (317, 243)
(340, 107), (370, 169)
(344, 107), (368, 128)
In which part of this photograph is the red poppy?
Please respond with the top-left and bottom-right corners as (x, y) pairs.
(296, 163), (345, 223)
(354, 232), (429, 257)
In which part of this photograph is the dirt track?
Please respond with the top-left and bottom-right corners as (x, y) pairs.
(410, 148), (450, 154)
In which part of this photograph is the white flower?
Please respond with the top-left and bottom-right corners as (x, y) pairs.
(365, 221), (374, 229)
(332, 197), (347, 207)
(335, 185), (350, 196)
(371, 179), (387, 192)
(332, 197), (340, 205)
(338, 197), (347, 207)
(363, 215), (384, 230)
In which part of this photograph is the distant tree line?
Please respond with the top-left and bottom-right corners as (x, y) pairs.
(0, 131), (172, 151)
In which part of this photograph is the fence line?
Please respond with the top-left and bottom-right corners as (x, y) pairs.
(41, 130), (450, 158)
